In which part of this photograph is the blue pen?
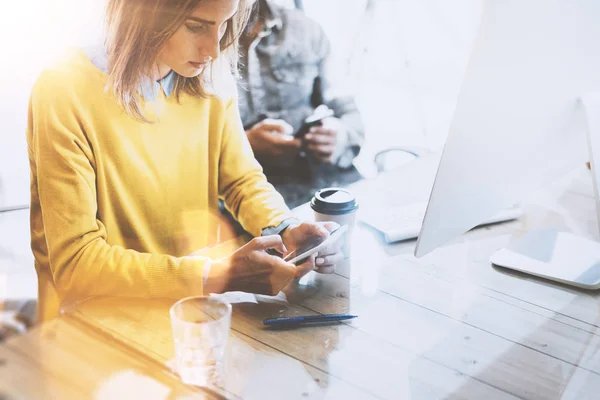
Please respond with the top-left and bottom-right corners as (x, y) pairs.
(263, 313), (357, 326)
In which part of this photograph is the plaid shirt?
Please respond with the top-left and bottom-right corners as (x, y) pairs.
(238, 2), (364, 207)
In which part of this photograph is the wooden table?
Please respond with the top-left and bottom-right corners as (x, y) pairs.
(2, 155), (600, 399)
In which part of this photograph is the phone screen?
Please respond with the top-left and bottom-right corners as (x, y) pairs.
(283, 236), (327, 263)
(294, 118), (323, 138)
(294, 109), (335, 138)
(283, 227), (343, 265)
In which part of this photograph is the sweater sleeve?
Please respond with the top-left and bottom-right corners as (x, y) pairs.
(27, 71), (207, 304)
(218, 98), (292, 236)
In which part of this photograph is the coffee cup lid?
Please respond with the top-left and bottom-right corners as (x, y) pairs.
(310, 188), (358, 215)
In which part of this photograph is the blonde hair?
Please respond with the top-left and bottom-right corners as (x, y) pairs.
(105, 0), (251, 121)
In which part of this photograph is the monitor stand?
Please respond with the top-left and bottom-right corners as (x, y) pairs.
(490, 93), (600, 289)
(490, 229), (600, 289)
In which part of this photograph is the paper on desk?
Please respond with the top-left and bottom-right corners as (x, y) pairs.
(210, 291), (257, 304)
(94, 370), (171, 400)
(209, 291), (288, 305)
(167, 346), (322, 400)
(237, 353), (324, 400)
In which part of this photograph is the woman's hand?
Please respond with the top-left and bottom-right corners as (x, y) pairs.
(204, 235), (315, 296)
(281, 221), (344, 275)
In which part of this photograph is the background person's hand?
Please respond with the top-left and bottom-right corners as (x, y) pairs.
(303, 117), (345, 164)
(204, 235), (315, 296)
(246, 118), (302, 163)
(281, 221), (344, 275)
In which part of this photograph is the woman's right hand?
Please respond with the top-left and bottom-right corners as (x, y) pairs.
(204, 235), (314, 296)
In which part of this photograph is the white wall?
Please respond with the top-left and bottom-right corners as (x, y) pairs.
(303, 0), (483, 173)
(0, 0), (484, 206)
(0, 1), (103, 210)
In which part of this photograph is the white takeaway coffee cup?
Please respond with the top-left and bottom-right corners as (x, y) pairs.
(310, 188), (358, 258)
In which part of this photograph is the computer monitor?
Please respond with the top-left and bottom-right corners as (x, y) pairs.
(414, 0), (600, 287)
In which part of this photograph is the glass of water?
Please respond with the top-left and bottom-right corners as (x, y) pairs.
(170, 296), (232, 388)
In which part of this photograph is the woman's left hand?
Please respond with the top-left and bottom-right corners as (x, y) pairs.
(281, 221), (344, 276)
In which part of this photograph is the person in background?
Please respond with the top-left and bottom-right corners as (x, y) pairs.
(238, 0), (365, 208)
(26, 0), (342, 323)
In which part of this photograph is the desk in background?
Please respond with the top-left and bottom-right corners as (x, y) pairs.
(1, 159), (600, 399)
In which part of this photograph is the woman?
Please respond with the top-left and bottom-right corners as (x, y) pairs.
(27, 0), (342, 322)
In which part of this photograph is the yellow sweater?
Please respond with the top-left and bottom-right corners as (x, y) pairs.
(27, 49), (290, 322)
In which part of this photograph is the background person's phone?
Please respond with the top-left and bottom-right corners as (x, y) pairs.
(283, 225), (348, 265)
(294, 108), (335, 139)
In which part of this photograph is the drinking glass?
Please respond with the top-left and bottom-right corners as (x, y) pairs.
(170, 296), (232, 387)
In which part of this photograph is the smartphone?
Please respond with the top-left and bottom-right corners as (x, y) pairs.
(283, 225), (348, 265)
(294, 109), (335, 139)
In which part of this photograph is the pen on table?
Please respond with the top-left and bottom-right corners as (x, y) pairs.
(263, 313), (358, 326)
